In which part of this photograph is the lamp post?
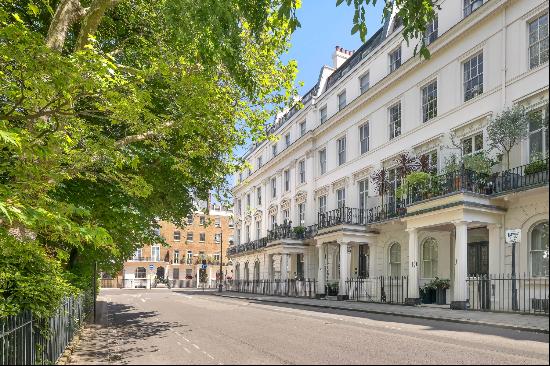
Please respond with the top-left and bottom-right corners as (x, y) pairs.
(218, 231), (223, 292)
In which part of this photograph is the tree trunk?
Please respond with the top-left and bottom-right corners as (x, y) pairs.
(46, 0), (88, 51)
(76, 0), (122, 51)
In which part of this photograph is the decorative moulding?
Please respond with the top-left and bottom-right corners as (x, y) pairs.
(315, 185), (330, 197)
(412, 133), (444, 155)
(268, 204), (278, 215)
(254, 210), (263, 221)
(352, 166), (374, 184)
(280, 199), (291, 210)
(295, 190), (307, 204)
(451, 113), (492, 139)
(331, 177), (349, 192)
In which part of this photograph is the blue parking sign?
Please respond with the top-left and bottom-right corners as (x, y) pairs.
(149, 264), (154, 270)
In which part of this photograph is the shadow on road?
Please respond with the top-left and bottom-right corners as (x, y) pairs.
(184, 293), (549, 343)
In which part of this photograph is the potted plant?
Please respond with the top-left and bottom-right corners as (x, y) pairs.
(463, 152), (494, 192)
(326, 281), (339, 296)
(524, 153), (548, 175)
(430, 277), (450, 305)
(420, 282), (436, 304)
(397, 171), (432, 203)
(292, 225), (306, 239)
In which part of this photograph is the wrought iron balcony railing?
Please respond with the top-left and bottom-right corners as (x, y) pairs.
(317, 207), (366, 229)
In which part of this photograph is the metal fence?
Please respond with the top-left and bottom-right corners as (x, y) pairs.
(346, 276), (409, 304)
(467, 274), (549, 314)
(1, 292), (92, 365)
(224, 279), (317, 298)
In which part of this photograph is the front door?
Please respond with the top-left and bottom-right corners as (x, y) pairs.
(467, 242), (490, 309)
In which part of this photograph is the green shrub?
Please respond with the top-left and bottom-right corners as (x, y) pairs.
(524, 158), (548, 175)
(396, 171), (432, 199)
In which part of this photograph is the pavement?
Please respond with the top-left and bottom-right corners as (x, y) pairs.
(68, 288), (549, 365)
(214, 291), (550, 334)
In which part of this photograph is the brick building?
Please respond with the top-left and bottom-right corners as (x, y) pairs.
(120, 203), (234, 288)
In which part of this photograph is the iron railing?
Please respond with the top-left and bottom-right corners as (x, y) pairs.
(346, 276), (408, 304)
(366, 201), (406, 224)
(317, 207), (366, 229)
(466, 273), (549, 314)
(1, 292), (92, 365)
(224, 279), (317, 298)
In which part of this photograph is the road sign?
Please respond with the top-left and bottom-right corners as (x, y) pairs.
(149, 264), (155, 270)
(505, 229), (521, 244)
(201, 264), (207, 270)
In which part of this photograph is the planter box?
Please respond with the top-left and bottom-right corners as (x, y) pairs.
(420, 288), (436, 304)
(436, 288), (447, 305)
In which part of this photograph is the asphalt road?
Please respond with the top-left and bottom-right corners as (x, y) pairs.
(69, 288), (549, 365)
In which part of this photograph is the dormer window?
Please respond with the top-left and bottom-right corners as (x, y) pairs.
(285, 133), (291, 148)
(424, 15), (438, 45)
(393, 16), (402, 31)
(359, 73), (370, 94)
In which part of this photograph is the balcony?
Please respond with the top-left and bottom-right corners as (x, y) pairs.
(317, 207), (366, 229)
(127, 256), (164, 262)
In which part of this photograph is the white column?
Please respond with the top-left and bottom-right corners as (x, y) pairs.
(453, 221), (469, 309)
(487, 224), (502, 274)
(407, 228), (420, 302)
(339, 242), (349, 297)
(280, 253), (289, 281)
(267, 254), (273, 280)
(317, 244), (326, 295)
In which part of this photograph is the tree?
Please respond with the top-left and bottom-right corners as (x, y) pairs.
(0, 0), (299, 312)
(337, 0), (439, 59)
(487, 106), (532, 170)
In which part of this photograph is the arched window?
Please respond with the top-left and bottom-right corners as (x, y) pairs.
(530, 221), (549, 277)
(389, 243), (401, 277)
(422, 237), (438, 279)
(135, 267), (146, 279)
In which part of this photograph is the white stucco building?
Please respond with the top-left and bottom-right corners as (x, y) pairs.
(228, 0), (549, 311)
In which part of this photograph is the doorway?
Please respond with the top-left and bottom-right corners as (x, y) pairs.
(467, 241), (490, 309)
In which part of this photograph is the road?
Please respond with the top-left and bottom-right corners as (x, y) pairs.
(69, 289), (549, 365)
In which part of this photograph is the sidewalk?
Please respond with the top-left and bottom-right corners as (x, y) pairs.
(214, 292), (549, 334)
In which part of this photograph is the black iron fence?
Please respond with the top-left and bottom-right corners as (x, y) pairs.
(346, 276), (408, 304)
(317, 207), (366, 229)
(224, 279), (317, 298)
(467, 274), (549, 314)
(365, 201), (405, 224)
(1, 292), (92, 365)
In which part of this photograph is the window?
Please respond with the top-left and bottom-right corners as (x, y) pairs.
(462, 132), (484, 156)
(187, 214), (193, 224)
(186, 232), (193, 241)
(389, 243), (401, 276)
(389, 47), (401, 73)
(200, 216), (206, 225)
(283, 209), (289, 222)
(257, 187), (262, 205)
(214, 233), (221, 243)
(463, 52), (483, 101)
(422, 238), (438, 279)
(215, 217), (221, 227)
(213, 253), (221, 263)
(271, 177), (277, 198)
(246, 194), (251, 208)
(421, 80), (438, 122)
(135, 267), (146, 279)
(338, 91), (346, 111)
(319, 149), (327, 175)
(424, 15), (438, 45)
(285, 133), (291, 148)
(284, 169), (290, 191)
(359, 123), (369, 154)
(172, 268), (180, 280)
(389, 103), (401, 139)
(360, 73), (370, 94)
(257, 156), (263, 169)
(529, 106), (549, 161)
(199, 232), (205, 242)
(318, 195), (327, 214)
(320, 106), (328, 124)
(272, 144), (278, 157)
(358, 179), (368, 211)
(337, 188), (346, 208)
(173, 231), (181, 241)
(298, 203), (305, 225)
(529, 13), (549, 69)
(151, 246), (160, 262)
(423, 150), (438, 173)
(236, 199), (241, 215)
(337, 136), (346, 165)
(300, 121), (306, 136)
(245, 225), (250, 243)
(174, 250), (180, 264)
(358, 245), (369, 278)
(298, 160), (306, 184)
(464, 0), (483, 18)
(255, 221), (261, 239)
(228, 219), (234, 228)
(186, 251), (193, 264)
(133, 248), (142, 261)
(530, 221), (549, 277)
(270, 214), (276, 229)
(247, 167), (251, 177)
(236, 228), (241, 245)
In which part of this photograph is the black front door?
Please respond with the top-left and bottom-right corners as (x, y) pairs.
(467, 242), (490, 309)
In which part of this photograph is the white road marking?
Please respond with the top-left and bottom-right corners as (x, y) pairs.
(177, 341), (181, 346)
(175, 331), (181, 336)
(140, 298), (146, 303)
(192, 344), (200, 350)
(207, 354), (215, 360)
(182, 336), (190, 342)
(183, 347), (191, 354)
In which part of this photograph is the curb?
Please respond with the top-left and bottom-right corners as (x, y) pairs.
(213, 293), (549, 335)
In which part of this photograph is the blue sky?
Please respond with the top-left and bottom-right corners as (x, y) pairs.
(283, 1), (385, 96)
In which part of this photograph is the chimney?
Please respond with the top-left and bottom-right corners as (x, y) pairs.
(332, 46), (354, 69)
